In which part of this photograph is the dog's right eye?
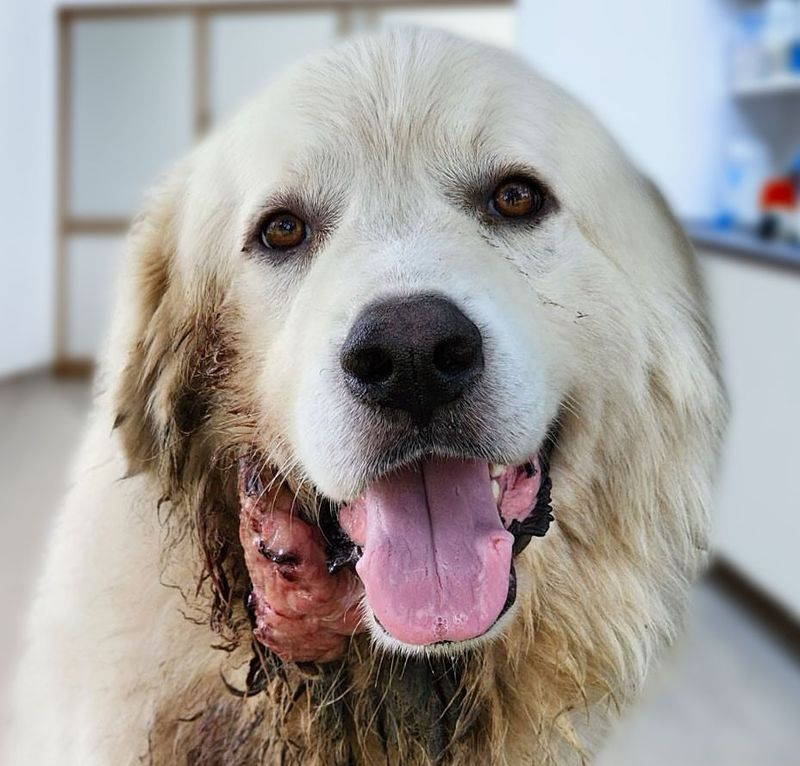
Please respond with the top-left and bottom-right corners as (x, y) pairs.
(261, 211), (307, 250)
(490, 178), (544, 219)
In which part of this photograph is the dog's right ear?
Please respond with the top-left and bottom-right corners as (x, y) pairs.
(108, 166), (199, 480)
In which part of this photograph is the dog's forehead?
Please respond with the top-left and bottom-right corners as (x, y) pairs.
(296, 35), (502, 155)
(232, 28), (562, 187)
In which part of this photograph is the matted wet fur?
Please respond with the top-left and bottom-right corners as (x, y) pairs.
(5, 29), (725, 765)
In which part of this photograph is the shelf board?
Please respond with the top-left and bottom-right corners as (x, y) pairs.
(733, 73), (800, 97)
(684, 219), (800, 273)
(64, 216), (130, 235)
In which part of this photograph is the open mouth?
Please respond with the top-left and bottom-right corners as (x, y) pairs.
(237, 444), (554, 662)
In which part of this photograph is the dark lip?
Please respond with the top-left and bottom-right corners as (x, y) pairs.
(508, 449), (555, 555)
(494, 562), (518, 628)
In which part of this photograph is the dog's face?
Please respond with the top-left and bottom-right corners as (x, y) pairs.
(115, 30), (720, 668)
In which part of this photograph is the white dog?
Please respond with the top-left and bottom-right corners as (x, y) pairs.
(5, 28), (724, 765)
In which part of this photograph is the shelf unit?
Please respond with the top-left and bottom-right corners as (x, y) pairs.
(733, 72), (800, 96)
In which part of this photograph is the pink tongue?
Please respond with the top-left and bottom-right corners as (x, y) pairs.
(354, 458), (513, 645)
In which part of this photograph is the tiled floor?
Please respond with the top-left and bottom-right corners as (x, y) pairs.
(1, 375), (799, 764)
(0, 375), (90, 699)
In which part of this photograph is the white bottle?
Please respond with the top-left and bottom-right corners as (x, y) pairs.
(762, 0), (795, 77)
(731, 10), (766, 86)
(717, 139), (770, 229)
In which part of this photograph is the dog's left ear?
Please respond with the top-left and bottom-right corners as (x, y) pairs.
(561, 120), (726, 563)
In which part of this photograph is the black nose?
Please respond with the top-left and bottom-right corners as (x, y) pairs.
(340, 294), (484, 425)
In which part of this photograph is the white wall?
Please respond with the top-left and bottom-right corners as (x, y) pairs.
(0, 0), (55, 378)
(519, 0), (730, 220)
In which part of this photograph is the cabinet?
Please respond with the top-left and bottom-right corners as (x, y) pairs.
(702, 251), (800, 618)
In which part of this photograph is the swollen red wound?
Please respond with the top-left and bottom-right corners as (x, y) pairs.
(238, 462), (366, 663)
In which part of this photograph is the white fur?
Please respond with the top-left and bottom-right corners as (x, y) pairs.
(4, 29), (724, 765)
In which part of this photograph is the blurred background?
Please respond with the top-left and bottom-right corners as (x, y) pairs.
(1, 0), (799, 763)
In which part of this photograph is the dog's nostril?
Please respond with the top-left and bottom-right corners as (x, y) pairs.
(433, 336), (478, 376)
(342, 347), (393, 385)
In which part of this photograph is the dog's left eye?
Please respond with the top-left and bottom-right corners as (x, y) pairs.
(261, 211), (307, 250)
(490, 178), (543, 219)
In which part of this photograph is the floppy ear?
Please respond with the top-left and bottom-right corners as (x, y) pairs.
(111, 171), (183, 476)
(110, 167), (235, 487)
(559, 130), (727, 573)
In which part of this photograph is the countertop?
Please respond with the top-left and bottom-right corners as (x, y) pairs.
(684, 220), (800, 272)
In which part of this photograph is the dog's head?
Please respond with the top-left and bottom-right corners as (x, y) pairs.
(111, 29), (723, 675)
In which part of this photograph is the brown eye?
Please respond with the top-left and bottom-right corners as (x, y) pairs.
(261, 211), (307, 250)
(491, 178), (542, 218)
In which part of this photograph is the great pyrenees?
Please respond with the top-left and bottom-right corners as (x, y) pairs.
(5, 28), (725, 765)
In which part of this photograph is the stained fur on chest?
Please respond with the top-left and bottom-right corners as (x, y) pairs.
(145, 645), (501, 766)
